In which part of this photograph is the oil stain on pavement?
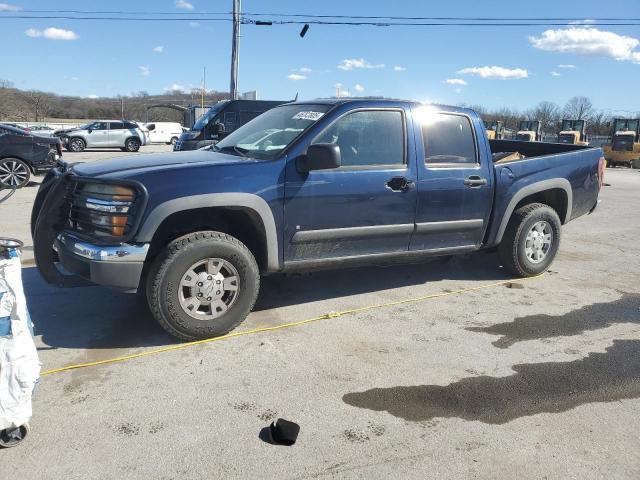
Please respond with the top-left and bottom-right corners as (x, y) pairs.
(342, 340), (640, 424)
(467, 292), (640, 348)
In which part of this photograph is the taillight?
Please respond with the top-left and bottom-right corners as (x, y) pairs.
(598, 156), (605, 190)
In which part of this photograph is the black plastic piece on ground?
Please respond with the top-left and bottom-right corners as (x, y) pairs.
(267, 418), (300, 446)
(0, 424), (29, 448)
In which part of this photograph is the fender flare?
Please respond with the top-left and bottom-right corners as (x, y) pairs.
(495, 178), (572, 244)
(136, 193), (280, 271)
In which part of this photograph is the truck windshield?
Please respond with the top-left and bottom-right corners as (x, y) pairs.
(213, 104), (332, 159)
(192, 102), (230, 131)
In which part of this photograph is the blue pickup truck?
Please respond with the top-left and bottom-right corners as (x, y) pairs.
(32, 99), (604, 340)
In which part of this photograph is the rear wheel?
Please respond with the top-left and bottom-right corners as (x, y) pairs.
(498, 203), (561, 277)
(170, 137), (179, 146)
(68, 137), (85, 152)
(0, 158), (31, 188)
(125, 137), (141, 152)
(631, 159), (640, 169)
(146, 231), (260, 341)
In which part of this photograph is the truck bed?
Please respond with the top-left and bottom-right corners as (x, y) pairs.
(483, 139), (603, 248)
(489, 139), (588, 163)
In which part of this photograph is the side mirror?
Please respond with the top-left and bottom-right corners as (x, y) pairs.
(297, 143), (341, 173)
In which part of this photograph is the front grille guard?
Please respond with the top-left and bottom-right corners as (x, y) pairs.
(32, 168), (93, 288)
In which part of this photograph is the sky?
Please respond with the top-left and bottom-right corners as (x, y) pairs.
(0, 0), (639, 113)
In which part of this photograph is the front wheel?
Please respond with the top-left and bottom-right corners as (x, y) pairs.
(170, 137), (179, 146)
(125, 137), (141, 152)
(146, 231), (260, 341)
(498, 203), (561, 277)
(0, 158), (31, 188)
(68, 137), (86, 152)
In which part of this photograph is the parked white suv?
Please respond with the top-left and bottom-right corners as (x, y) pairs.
(65, 120), (147, 152)
(144, 122), (184, 145)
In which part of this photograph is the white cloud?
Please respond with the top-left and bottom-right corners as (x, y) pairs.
(458, 66), (529, 79)
(444, 78), (467, 85)
(550, 71), (561, 76)
(153, 46), (164, 53)
(86, 94), (99, 99)
(189, 21), (200, 28)
(0, 3), (21, 11)
(175, 0), (194, 10)
(529, 27), (640, 64)
(138, 66), (151, 76)
(299, 67), (312, 73)
(165, 83), (187, 92)
(354, 84), (364, 92)
(338, 58), (385, 71)
(393, 66), (406, 71)
(287, 74), (307, 81)
(25, 27), (78, 41)
(558, 64), (575, 68)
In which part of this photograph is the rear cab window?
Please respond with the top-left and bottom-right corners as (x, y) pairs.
(419, 111), (478, 167)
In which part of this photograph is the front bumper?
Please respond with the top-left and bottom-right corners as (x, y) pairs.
(55, 234), (149, 292)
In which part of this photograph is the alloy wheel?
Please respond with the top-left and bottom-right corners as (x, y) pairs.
(0, 160), (29, 187)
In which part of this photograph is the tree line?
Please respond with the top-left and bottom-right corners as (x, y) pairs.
(0, 79), (228, 124)
(465, 96), (636, 137)
(0, 79), (636, 136)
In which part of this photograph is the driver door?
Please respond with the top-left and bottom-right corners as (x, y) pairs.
(283, 107), (418, 263)
(86, 121), (109, 147)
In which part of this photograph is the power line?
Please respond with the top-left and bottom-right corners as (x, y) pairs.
(2, 14), (639, 26)
(10, 10), (640, 21)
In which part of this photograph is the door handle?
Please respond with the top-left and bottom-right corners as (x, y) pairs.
(463, 175), (488, 187)
(386, 176), (413, 192)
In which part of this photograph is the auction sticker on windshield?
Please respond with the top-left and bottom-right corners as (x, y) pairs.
(292, 111), (325, 121)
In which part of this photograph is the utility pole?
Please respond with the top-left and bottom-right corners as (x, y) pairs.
(230, 0), (241, 100)
(201, 66), (206, 108)
(120, 98), (124, 119)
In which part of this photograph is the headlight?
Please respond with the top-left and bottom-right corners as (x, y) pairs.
(69, 182), (139, 238)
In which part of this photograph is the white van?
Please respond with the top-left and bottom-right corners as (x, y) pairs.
(144, 122), (184, 145)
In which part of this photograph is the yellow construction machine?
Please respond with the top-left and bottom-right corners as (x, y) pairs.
(557, 119), (589, 146)
(484, 120), (505, 140)
(516, 120), (542, 142)
(602, 118), (640, 168)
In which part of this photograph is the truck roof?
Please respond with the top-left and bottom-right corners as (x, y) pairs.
(287, 98), (477, 116)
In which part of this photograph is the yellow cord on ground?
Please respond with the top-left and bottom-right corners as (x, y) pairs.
(40, 277), (536, 377)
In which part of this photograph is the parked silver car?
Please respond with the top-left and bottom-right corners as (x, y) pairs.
(65, 120), (147, 152)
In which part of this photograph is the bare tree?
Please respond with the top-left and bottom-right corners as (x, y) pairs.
(563, 96), (593, 120)
(16, 90), (53, 122)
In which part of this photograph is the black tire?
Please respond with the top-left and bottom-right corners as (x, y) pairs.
(125, 137), (141, 152)
(146, 231), (260, 341)
(498, 203), (562, 277)
(631, 159), (640, 170)
(68, 137), (85, 152)
(170, 137), (179, 146)
(0, 424), (29, 448)
(0, 158), (31, 188)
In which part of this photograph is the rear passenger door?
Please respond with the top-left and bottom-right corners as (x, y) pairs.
(108, 121), (125, 147)
(410, 107), (493, 251)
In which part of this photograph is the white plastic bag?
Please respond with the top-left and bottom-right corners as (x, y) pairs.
(0, 253), (41, 431)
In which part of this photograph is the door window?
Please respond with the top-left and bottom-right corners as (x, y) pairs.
(421, 113), (477, 165)
(109, 121), (124, 130)
(89, 122), (107, 131)
(313, 110), (405, 167)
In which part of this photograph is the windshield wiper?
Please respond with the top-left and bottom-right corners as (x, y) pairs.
(213, 145), (251, 158)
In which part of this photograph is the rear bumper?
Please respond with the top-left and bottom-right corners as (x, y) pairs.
(55, 234), (149, 292)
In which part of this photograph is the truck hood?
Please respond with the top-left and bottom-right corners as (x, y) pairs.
(71, 150), (252, 178)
